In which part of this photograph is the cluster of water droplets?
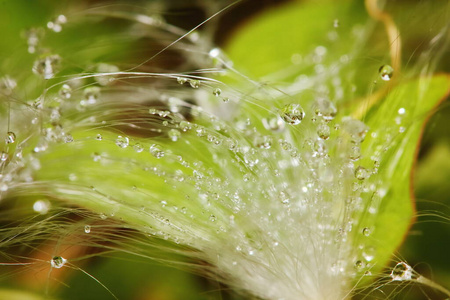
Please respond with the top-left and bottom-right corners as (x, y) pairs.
(0, 4), (428, 300)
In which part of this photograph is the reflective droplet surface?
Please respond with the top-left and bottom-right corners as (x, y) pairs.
(189, 79), (200, 89)
(362, 227), (371, 236)
(390, 262), (413, 281)
(115, 136), (129, 148)
(47, 15), (67, 32)
(84, 225), (91, 233)
(168, 129), (181, 141)
(317, 123), (330, 140)
(133, 143), (144, 153)
(33, 200), (51, 214)
(280, 104), (305, 125)
(262, 117), (285, 132)
(32, 55), (61, 79)
(355, 166), (369, 180)
(150, 144), (164, 158)
(59, 84), (72, 99)
(51, 256), (67, 268)
(379, 65), (394, 81)
(5, 132), (16, 144)
(176, 77), (187, 85)
(213, 88), (222, 97)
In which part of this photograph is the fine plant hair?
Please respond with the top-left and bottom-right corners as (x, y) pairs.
(0, 0), (449, 299)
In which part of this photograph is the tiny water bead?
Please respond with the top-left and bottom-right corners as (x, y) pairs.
(317, 123), (330, 140)
(32, 54), (61, 79)
(355, 166), (369, 180)
(59, 84), (72, 99)
(390, 262), (413, 281)
(95, 63), (120, 86)
(150, 144), (164, 158)
(33, 200), (51, 214)
(379, 64), (394, 81)
(168, 129), (181, 141)
(5, 132), (16, 144)
(0, 75), (17, 95)
(84, 225), (91, 233)
(47, 15), (67, 32)
(82, 86), (100, 106)
(189, 79), (200, 89)
(176, 77), (187, 85)
(262, 116), (285, 132)
(362, 227), (371, 236)
(212, 88), (222, 97)
(51, 256), (67, 269)
(133, 143), (144, 153)
(280, 103), (305, 125)
(115, 136), (129, 148)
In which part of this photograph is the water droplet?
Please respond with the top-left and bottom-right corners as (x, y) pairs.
(317, 123), (330, 140)
(51, 256), (67, 268)
(1, 151), (8, 162)
(209, 215), (217, 222)
(314, 98), (337, 121)
(59, 84), (72, 99)
(64, 134), (73, 143)
(95, 63), (119, 86)
(355, 260), (364, 269)
(333, 19), (340, 28)
(96, 134), (103, 140)
(262, 116), (285, 132)
(81, 86), (100, 106)
(47, 15), (67, 32)
(189, 79), (200, 89)
(168, 129), (181, 141)
(115, 136), (129, 148)
(349, 146), (361, 160)
(212, 88), (222, 97)
(179, 121), (192, 132)
(176, 77), (187, 85)
(150, 144), (164, 158)
(280, 104), (305, 125)
(32, 54), (61, 79)
(362, 227), (371, 236)
(22, 28), (44, 53)
(342, 118), (368, 143)
(379, 65), (394, 81)
(133, 143), (144, 153)
(355, 166), (369, 180)
(5, 132), (16, 144)
(398, 107), (406, 115)
(390, 262), (413, 281)
(99, 213), (107, 220)
(84, 225), (91, 233)
(33, 200), (51, 214)
(362, 246), (376, 261)
(0, 76), (17, 95)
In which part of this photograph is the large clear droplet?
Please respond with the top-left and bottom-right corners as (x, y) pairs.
(115, 136), (129, 148)
(379, 65), (394, 81)
(280, 104), (305, 125)
(390, 262), (413, 281)
(150, 144), (164, 158)
(84, 225), (91, 233)
(51, 256), (67, 268)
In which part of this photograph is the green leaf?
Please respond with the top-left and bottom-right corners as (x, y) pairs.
(357, 74), (450, 276)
